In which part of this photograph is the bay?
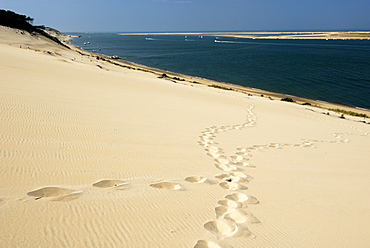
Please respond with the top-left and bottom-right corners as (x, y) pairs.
(70, 33), (370, 110)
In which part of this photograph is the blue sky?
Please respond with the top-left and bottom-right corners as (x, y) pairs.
(1, 0), (369, 32)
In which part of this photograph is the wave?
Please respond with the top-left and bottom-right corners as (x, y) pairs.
(356, 106), (370, 111)
(214, 39), (245, 44)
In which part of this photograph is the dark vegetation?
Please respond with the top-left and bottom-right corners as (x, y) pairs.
(281, 97), (295, 102)
(0, 9), (34, 31)
(159, 73), (185, 81)
(173, 77), (185, 81)
(208, 84), (233, 91)
(0, 9), (69, 49)
(329, 108), (368, 118)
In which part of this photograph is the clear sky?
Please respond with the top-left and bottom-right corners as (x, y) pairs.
(1, 0), (369, 32)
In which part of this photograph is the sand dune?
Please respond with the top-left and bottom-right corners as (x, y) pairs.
(1, 25), (370, 247)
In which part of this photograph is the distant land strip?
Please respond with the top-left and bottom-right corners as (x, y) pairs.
(119, 31), (370, 40)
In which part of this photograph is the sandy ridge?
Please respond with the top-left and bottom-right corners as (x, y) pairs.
(190, 97), (370, 247)
(119, 31), (370, 40)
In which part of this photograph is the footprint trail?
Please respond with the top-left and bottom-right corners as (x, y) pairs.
(11, 97), (366, 248)
(191, 98), (362, 247)
(191, 100), (260, 247)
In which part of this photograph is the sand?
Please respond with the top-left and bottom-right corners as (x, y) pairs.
(1, 25), (370, 247)
(119, 31), (370, 40)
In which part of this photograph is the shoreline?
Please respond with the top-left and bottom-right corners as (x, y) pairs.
(118, 31), (370, 40)
(69, 35), (370, 118)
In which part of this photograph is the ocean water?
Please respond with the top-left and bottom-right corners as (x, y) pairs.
(70, 33), (370, 110)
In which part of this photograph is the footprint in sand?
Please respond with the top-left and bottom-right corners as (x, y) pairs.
(216, 172), (252, 183)
(194, 240), (221, 248)
(215, 158), (230, 165)
(216, 205), (259, 223)
(215, 205), (231, 217)
(208, 153), (226, 159)
(235, 147), (249, 154)
(196, 101), (260, 244)
(185, 176), (218, 185)
(230, 155), (249, 163)
(92, 179), (130, 190)
(27, 186), (82, 201)
(224, 208), (260, 224)
(218, 199), (243, 208)
(150, 181), (185, 191)
(185, 176), (207, 183)
(225, 192), (259, 205)
(204, 219), (238, 237)
(236, 161), (255, 168)
(219, 182), (248, 191)
(214, 163), (237, 172)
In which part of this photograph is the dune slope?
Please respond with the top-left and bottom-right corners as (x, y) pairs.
(1, 26), (369, 247)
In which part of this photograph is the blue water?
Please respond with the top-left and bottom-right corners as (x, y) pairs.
(70, 33), (370, 109)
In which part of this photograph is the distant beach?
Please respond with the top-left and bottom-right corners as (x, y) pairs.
(119, 31), (370, 40)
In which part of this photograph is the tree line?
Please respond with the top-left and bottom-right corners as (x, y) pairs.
(0, 9), (69, 49)
(0, 9), (36, 32)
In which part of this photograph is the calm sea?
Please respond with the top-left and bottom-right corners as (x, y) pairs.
(69, 33), (370, 110)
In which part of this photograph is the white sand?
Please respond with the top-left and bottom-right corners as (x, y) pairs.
(1, 25), (370, 247)
(120, 31), (370, 40)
